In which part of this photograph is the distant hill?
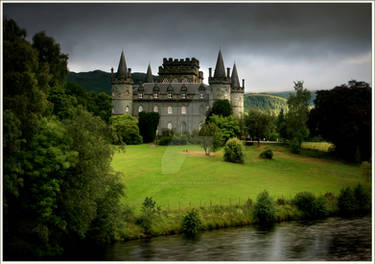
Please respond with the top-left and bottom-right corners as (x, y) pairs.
(244, 93), (288, 115)
(264, 91), (317, 106)
(67, 70), (158, 95)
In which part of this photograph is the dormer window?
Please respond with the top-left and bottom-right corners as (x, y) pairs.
(138, 105), (143, 113)
(181, 106), (186, 115)
(154, 93), (158, 98)
(139, 93), (143, 99)
(200, 93), (204, 99)
(181, 93), (186, 99)
(168, 93), (172, 99)
(168, 106), (172, 114)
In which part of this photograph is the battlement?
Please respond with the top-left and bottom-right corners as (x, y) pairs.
(162, 57), (199, 67)
(158, 57), (203, 83)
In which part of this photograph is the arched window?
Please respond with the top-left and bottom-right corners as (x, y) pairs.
(168, 106), (172, 114)
(168, 122), (172, 130)
(154, 93), (158, 98)
(138, 105), (143, 113)
(172, 79), (178, 83)
(168, 93), (172, 99)
(125, 106), (129, 113)
(139, 93), (143, 99)
(181, 106), (186, 115)
(200, 93), (204, 99)
(153, 105), (158, 112)
(163, 79), (169, 83)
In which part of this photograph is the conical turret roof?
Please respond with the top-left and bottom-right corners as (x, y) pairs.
(231, 63), (240, 88)
(117, 50), (128, 78)
(214, 50), (226, 78)
(146, 64), (153, 83)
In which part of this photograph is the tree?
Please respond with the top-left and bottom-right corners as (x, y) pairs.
(199, 122), (224, 156)
(208, 114), (241, 142)
(286, 81), (311, 153)
(110, 114), (143, 145)
(138, 112), (160, 143)
(206, 99), (233, 120)
(308, 80), (371, 161)
(276, 109), (288, 140)
(244, 109), (273, 144)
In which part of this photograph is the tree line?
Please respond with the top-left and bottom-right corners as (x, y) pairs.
(3, 18), (122, 260)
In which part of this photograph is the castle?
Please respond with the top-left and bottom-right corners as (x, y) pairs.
(111, 50), (244, 134)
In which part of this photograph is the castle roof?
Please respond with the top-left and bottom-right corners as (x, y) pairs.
(117, 50), (128, 78)
(214, 50), (226, 78)
(146, 64), (153, 83)
(231, 63), (240, 88)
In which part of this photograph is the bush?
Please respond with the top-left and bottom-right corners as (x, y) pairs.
(224, 138), (244, 163)
(276, 198), (286, 205)
(111, 114), (142, 145)
(260, 149), (273, 159)
(292, 192), (327, 219)
(246, 198), (253, 208)
(290, 137), (302, 154)
(337, 187), (356, 216)
(140, 197), (161, 235)
(354, 184), (371, 215)
(182, 209), (202, 236)
(158, 136), (172, 145)
(253, 190), (275, 225)
(199, 122), (224, 155)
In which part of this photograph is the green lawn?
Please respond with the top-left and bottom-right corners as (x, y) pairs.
(301, 141), (334, 152)
(112, 144), (364, 211)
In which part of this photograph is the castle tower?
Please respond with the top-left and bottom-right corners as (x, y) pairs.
(208, 50), (231, 106)
(111, 50), (134, 115)
(230, 63), (245, 118)
(145, 64), (153, 83)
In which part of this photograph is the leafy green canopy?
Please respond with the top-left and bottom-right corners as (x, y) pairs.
(308, 80), (371, 162)
(110, 114), (143, 145)
(3, 18), (123, 259)
(209, 114), (241, 142)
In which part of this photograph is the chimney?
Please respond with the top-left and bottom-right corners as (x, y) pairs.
(209, 68), (212, 78)
(111, 67), (114, 74)
(227, 68), (230, 78)
(242, 79), (245, 88)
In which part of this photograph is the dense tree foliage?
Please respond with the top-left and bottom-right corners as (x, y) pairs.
(208, 114), (241, 142)
(3, 18), (123, 260)
(206, 99), (233, 119)
(223, 138), (244, 163)
(199, 122), (224, 155)
(244, 109), (273, 144)
(244, 93), (288, 115)
(110, 114), (143, 145)
(308, 81), (371, 161)
(276, 109), (288, 140)
(286, 81), (311, 153)
(138, 112), (160, 143)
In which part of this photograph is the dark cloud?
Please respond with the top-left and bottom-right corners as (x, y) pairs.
(3, 3), (372, 92)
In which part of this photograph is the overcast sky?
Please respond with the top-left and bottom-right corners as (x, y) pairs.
(3, 2), (372, 92)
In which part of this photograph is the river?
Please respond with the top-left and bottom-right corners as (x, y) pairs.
(72, 216), (372, 261)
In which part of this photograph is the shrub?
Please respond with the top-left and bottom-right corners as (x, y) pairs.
(253, 190), (275, 225)
(140, 197), (161, 235)
(260, 149), (273, 159)
(276, 198), (286, 205)
(246, 198), (253, 208)
(199, 122), (224, 155)
(290, 137), (302, 154)
(337, 187), (356, 216)
(354, 184), (371, 215)
(158, 136), (172, 145)
(292, 192), (327, 219)
(182, 209), (202, 236)
(224, 138), (244, 163)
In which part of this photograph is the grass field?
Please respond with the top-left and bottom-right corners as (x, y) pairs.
(112, 143), (365, 211)
(301, 142), (334, 152)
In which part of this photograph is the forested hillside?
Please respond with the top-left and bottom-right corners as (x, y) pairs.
(67, 70), (157, 94)
(265, 91), (316, 106)
(244, 93), (288, 115)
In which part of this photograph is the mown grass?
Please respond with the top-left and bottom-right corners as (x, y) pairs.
(301, 141), (334, 152)
(112, 143), (364, 212)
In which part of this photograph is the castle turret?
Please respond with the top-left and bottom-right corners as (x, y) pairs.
(230, 63), (244, 118)
(209, 50), (231, 106)
(145, 64), (153, 83)
(111, 50), (134, 115)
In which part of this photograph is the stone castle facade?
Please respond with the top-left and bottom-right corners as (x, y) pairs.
(111, 50), (244, 134)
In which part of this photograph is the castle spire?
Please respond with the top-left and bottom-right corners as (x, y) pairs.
(117, 50), (128, 78)
(146, 64), (153, 83)
(231, 63), (240, 88)
(214, 49), (226, 78)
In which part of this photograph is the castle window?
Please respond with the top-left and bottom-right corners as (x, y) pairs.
(139, 93), (143, 99)
(172, 79), (178, 83)
(153, 105), (158, 112)
(125, 106), (129, 113)
(168, 122), (172, 130)
(181, 106), (186, 115)
(138, 105), (143, 113)
(162, 79), (169, 83)
(168, 93), (172, 99)
(154, 93), (158, 98)
(168, 106), (172, 114)
(181, 93), (186, 99)
(200, 93), (204, 99)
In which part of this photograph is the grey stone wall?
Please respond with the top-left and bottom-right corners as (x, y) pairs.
(209, 84), (231, 106)
(231, 92), (244, 118)
(112, 83), (133, 115)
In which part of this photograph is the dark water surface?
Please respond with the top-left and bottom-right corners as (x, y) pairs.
(79, 216), (372, 261)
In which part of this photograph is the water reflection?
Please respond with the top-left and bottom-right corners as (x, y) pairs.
(103, 216), (371, 261)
